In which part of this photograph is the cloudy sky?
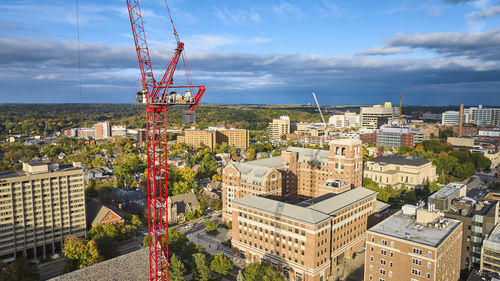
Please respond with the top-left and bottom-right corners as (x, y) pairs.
(1, 0), (500, 105)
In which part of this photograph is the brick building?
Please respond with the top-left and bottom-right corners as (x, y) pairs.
(177, 128), (249, 150)
(232, 187), (377, 281)
(365, 206), (462, 281)
(222, 139), (363, 221)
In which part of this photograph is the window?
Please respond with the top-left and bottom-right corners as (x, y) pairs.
(369, 265), (373, 271)
(427, 273), (431, 279)
(412, 258), (422, 266)
(427, 262), (431, 269)
(390, 252), (393, 257)
(411, 268), (422, 276)
(369, 275), (373, 280)
(370, 256), (374, 262)
(389, 271), (392, 277)
(380, 269), (385, 275)
(381, 249), (387, 255)
(381, 239), (387, 245)
(380, 259), (386, 265)
(413, 248), (423, 255)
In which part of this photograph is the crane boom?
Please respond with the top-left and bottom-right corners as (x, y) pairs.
(312, 91), (327, 127)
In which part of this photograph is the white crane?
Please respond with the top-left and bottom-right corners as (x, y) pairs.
(312, 91), (328, 144)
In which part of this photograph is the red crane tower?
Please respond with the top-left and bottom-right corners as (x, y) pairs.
(125, 1), (206, 280)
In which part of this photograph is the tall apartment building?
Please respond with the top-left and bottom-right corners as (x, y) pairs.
(177, 128), (249, 150)
(442, 111), (469, 126)
(365, 206), (462, 281)
(0, 162), (86, 260)
(77, 128), (94, 139)
(364, 155), (437, 189)
(428, 183), (498, 276)
(268, 116), (291, 140)
(222, 139), (363, 221)
(361, 103), (399, 131)
(232, 187), (377, 281)
(93, 121), (111, 140)
(375, 125), (423, 148)
(111, 125), (127, 137)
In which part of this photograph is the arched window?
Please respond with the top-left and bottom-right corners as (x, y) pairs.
(341, 147), (346, 156)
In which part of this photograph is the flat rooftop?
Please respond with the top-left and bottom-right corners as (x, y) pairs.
(369, 155), (430, 167)
(0, 164), (80, 180)
(483, 224), (500, 252)
(233, 187), (377, 225)
(369, 210), (461, 247)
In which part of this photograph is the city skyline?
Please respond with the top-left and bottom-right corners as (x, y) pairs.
(1, 0), (500, 105)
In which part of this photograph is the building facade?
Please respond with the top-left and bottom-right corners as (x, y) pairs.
(375, 125), (423, 148)
(361, 103), (399, 131)
(177, 128), (249, 150)
(480, 224), (500, 276)
(93, 121), (111, 140)
(365, 206), (463, 281)
(0, 162), (86, 260)
(268, 116), (291, 140)
(328, 112), (361, 129)
(222, 139), (363, 221)
(466, 105), (500, 127)
(364, 155), (438, 189)
(232, 187), (377, 281)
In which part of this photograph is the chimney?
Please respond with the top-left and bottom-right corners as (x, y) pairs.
(458, 104), (464, 137)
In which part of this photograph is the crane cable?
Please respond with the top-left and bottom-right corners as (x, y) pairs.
(163, 0), (194, 93)
(76, 0), (83, 118)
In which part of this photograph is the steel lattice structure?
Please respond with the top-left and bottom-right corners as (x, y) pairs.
(126, 0), (206, 280)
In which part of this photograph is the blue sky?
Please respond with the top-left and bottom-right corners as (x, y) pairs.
(1, 0), (500, 105)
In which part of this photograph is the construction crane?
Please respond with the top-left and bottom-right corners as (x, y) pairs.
(312, 91), (328, 144)
(125, 1), (206, 280)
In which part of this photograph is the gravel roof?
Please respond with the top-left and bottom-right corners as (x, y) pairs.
(50, 248), (149, 281)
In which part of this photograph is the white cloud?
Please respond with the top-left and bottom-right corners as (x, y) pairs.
(356, 46), (413, 56)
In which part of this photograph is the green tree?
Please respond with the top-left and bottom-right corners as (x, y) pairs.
(245, 147), (256, 160)
(94, 236), (118, 260)
(205, 221), (218, 234)
(169, 254), (186, 281)
(114, 153), (145, 188)
(243, 263), (285, 281)
(192, 253), (212, 281)
(62, 235), (103, 272)
(210, 254), (233, 276)
(0, 258), (38, 281)
(438, 170), (447, 184)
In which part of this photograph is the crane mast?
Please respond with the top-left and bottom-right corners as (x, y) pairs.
(126, 1), (206, 280)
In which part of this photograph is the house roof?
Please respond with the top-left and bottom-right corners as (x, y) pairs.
(86, 198), (124, 228)
(369, 155), (430, 167)
(168, 192), (200, 213)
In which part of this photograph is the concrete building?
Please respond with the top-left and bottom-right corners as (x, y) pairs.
(232, 187), (377, 281)
(365, 206), (463, 281)
(481, 224), (500, 276)
(268, 116), (291, 140)
(177, 128), (249, 150)
(77, 128), (94, 139)
(442, 111), (469, 126)
(429, 183), (498, 276)
(111, 125), (127, 137)
(364, 155), (438, 189)
(466, 105), (500, 127)
(0, 162), (86, 260)
(375, 125), (423, 148)
(361, 102), (399, 130)
(222, 139), (363, 221)
(93, 121), (111, 140)
(328, 112), (361, 129)
(126, 128), (146, 143)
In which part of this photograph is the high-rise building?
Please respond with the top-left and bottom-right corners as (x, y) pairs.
(364, 155), (437, 189)
(466, 105), (500, 127)
(177, 128), (249, 150)
(93, 121), (111, 140)
(222, 139), (363, 221)
(375, 125), (423, 148)
(268, 116), (291, 140)
(232, 187), (377, 281)
(428, 183), (498, 276)
(361, 103), (399, 130)
(328, 112), (361, 129)
(0, 162), (86, 260)
(77, 128), (94, 139)
(365, 206), (462, 281)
